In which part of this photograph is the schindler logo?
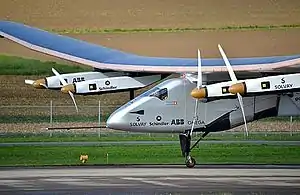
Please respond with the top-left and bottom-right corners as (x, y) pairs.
(99, 86), (117, 90)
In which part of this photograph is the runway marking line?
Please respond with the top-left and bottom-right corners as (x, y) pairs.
(122, 177), (182, 188)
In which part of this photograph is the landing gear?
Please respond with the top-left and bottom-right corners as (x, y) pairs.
(185, 156), (196, 168)
(179, 131), (209, 168)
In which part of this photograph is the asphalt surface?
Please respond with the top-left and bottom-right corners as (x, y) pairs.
(0, 165), (299, 195)
(1, 140), (300, 147)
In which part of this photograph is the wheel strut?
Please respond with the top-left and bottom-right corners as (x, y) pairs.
(179, 131), (209, 168)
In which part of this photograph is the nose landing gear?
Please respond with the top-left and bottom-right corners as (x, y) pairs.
(179, 131), (209, 168)
(185, 156), (196, 168)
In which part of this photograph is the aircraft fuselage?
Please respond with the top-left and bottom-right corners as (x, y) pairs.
(107, 77), (300, 133)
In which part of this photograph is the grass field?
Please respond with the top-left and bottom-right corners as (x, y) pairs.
(0, 144), (299, 166)
(0, 55), (91, 75)
(48, 24), (300, 34)
(1, 132), (300, 142)
(1, 0), (300, 167)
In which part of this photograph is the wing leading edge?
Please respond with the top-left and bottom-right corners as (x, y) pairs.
(1, 20), (300, 73)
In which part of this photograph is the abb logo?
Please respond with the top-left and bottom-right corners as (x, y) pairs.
(171, 119), (184, 125)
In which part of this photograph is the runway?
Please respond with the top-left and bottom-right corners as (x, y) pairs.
(0, 165), (299, 195)
(1, 140), (300, 147)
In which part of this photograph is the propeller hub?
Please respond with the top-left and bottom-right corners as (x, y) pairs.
(61, 84), (75, 94)
(32, 79), (46, 89)
(191, 87), (207, 99)
(229, 83), (245, 95)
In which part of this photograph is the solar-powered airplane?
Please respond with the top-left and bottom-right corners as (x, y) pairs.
(1, 21), (300, 168)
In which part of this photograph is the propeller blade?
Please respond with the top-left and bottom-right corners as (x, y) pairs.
(237, 94), (248, 137)
(190, 49), (202, 136)
(68, 91), (79, 113)
(51, 68), (78, 113)
(218, 44), (248, 136)
(217, 44), (237, 82)
(51, 68), (67, 86)
(197, 49), (202, 88)
(190, 100), (198, 136)
(25, 79), (34, 85)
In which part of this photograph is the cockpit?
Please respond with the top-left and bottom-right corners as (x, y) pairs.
(149, 88), (168, 101)
(107, 78), (187, 132)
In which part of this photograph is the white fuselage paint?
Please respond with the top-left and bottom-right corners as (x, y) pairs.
(74, 75), (162, 94)
(107, 77), (300, 133)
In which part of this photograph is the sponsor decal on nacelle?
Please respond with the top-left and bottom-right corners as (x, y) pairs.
(274, 78), (293, 90)
(99, 86), (117, 90)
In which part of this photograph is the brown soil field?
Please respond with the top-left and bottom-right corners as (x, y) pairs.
(1, 0), (300, 29)
(1, 0), (300, 132)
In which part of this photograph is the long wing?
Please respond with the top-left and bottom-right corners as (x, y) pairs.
(1, 21), (300, 74)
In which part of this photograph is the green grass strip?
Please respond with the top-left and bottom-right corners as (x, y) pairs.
(0, 144), (298, 166)
(48, 24), (300, 34)
(0, 55), (91, 75)
(1, 132), (300, 142)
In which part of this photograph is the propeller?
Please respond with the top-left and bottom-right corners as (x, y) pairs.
(217, 44), (248, 137)
(25, 79), (47, 89)
(51, 68), (79, 113)
(189, 49), (202, 137)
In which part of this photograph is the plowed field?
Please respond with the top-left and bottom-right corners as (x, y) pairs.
(1, 0), (300, 132)
(1, 0), (300, 29)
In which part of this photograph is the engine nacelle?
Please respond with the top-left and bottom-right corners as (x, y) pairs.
(46, 71), (123, 89)
(191, 73), (300, 99)
(229, 73), (300, 95)
(61, 74), (164, 95)
(25, 71), (124, 89)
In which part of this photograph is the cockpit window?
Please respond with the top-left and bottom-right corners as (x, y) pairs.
(117, 80), (173, 110)
(150, 88), (168, 100)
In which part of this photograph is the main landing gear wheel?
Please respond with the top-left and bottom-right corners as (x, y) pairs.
(179, 131), (209, 168)
(185, 156), (196, 168)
